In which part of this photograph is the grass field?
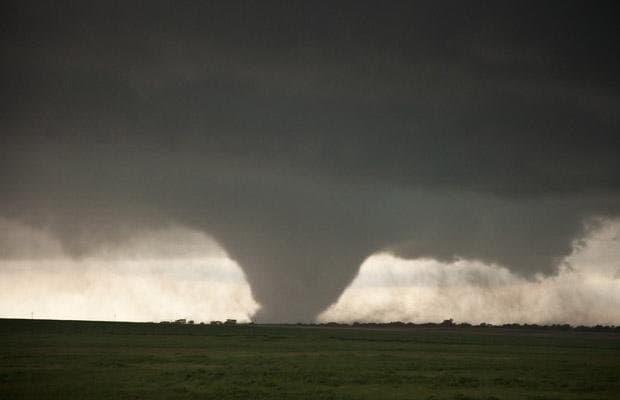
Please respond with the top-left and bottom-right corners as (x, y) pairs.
(1, 319), (619, 399)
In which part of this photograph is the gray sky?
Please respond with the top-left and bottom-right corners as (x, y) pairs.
(1, 1), (619, 322)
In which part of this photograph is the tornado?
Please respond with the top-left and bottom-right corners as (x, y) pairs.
(1, 2), (619, 322)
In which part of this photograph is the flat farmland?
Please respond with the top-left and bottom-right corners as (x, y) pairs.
(1, 319), (619, 399)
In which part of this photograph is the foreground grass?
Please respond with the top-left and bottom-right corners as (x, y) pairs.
(1, 319), (619, 399)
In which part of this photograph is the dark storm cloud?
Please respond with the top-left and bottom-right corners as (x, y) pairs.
(1, 1), (619, 321)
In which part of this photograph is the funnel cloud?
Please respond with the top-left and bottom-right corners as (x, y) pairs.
(1, 2), (619, 321)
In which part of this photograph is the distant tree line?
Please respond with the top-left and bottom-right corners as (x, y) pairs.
(159, 318), (238, 325)
(156, 318), (620, 332)
(301, 319), (620, 332)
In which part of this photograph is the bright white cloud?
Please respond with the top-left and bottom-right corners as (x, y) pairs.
(319, 219), (620, 326)
(0, 220), (259, 322)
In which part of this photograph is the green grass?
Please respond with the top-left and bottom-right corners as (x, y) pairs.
(1, 319), (619, 399)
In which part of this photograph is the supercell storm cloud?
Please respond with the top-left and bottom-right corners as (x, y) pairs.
(1, 1), (619, 321)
